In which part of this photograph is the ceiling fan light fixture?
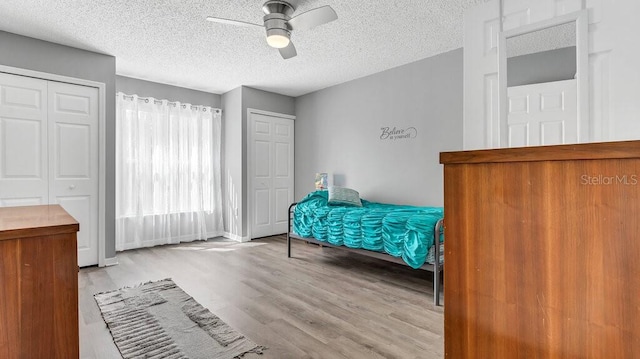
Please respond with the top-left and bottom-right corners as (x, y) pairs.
(266, 28), (290, 48)
(206, 1), (337, 59)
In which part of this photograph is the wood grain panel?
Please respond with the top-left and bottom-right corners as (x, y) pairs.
(0, 205), (79, 240)
(52, 233), (79, 358)
(440, 140), (640, 164)
(0, 240), (20, 358)
(20, 235), (55, 358)
(0, 205), (79, 358)
(442, 142), (640, 358)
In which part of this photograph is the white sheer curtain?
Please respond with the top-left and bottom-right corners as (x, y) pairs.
(115, 93), (223, 251)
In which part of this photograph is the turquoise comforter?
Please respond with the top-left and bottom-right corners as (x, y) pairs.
(292, 191), (443, 269)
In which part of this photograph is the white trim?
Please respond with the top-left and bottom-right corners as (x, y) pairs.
(103, 257), (119, 266)
(247, 108), (296, 121)
(97, 79), (107, 267)
(246, 108), (295, 241)
(498, 10), (590, 146)
(116, 231), (226, 251)
(0, 64), (108, 267)
(223, 232), (250, 242)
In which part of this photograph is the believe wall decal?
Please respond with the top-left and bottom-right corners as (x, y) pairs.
(379, 126), (418, 140)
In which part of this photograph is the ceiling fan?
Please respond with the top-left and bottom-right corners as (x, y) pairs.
(206, 0), (338, 59)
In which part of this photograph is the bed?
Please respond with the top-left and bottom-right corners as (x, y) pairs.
(286, 189), (444, 306)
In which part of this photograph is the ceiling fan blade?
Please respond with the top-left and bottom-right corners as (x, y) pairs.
(206, 16), (263, 28)
(279, 42), (297, 59)
(287, 5), (337, 31)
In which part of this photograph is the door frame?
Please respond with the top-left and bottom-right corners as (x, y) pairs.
(0, 64), (107, 267)
(246, 108), (295, 240)
(497, 9), (590, 146)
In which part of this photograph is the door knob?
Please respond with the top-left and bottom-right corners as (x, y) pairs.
(69, 185), (76, 190)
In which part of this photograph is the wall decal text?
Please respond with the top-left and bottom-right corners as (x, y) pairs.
(380, 126), (417, 140)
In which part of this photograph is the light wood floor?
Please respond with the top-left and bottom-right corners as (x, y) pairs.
(79, 235), (444, 359)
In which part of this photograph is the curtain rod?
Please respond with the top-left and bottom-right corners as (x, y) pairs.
(117, 93), (221, 114)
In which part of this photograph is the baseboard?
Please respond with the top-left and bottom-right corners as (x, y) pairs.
(103, 256), (119, 267)
(223, 232), (250, 242)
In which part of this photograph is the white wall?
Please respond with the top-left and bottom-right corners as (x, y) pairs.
(295, 49), (463, 207)
(463, 0), (640, 149)
(221, 87), (243, 239)
(608, 1), (640, 141)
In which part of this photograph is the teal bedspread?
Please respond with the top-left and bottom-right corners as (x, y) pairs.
(292, 191), (444, 269)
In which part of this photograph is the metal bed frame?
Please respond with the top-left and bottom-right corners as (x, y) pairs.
(287, 202), (444, 306)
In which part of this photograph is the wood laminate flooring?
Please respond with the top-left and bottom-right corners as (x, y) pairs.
(79, 235), (444, 359)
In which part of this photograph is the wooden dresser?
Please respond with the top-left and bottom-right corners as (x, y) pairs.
(0, 205), (79, 358)
(440, 141), (640, 358)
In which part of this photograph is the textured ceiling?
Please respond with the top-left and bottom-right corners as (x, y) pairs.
(507, 22), (576, 58)
(0, 0), (483, 97)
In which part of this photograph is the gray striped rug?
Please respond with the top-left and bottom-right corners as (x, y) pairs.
(94, 279), (265, 359)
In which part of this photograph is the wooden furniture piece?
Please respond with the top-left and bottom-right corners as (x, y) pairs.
(0, 205), (80, 359)
(440, 141), (640, 358)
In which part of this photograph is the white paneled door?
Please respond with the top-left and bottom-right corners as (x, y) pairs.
(249, 110), (294, 239)
(0, 73), (99, 266)
(507, 79), (577, 147)
(0, 74), (48, 207)
(49, 81), (99, 267)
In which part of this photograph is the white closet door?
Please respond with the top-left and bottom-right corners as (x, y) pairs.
(48, 81), (99, 267)
(0, 72), (100, 267)
(271, 116), (294, 235)
(0, 73), (48, 206)
(249, 111), (294, 239)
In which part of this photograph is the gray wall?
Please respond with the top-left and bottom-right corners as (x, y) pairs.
(507, 46), (576, 87)
(243, 86), (296, 115)
(221, 86), (295, 239)
(0, 31), (118, 259)
(116, 76), (221, 107)
(295, 48), (464, 206)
